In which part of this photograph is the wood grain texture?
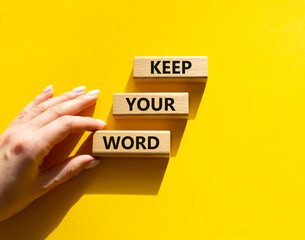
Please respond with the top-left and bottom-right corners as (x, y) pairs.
(133, 56), (207, 79)
(92, 130), (170, 157)
(113, 92), (189, 118)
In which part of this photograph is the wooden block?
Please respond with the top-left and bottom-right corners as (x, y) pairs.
(133, 56), (207, 80)
(92, 130), (170, 157)
(113, 92), (189, 118)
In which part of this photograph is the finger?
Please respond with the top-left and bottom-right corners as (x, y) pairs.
(30, 90), (100, 129)
(21, 86), (86, 123)
(36, 115), (106, 154)
(7, 85), (54, 128)
(36, 155), (100, 196)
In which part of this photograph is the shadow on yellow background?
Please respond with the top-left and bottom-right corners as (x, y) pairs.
(0, 73), (206, 239)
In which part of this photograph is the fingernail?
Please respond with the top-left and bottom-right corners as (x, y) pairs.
(84, 159), (100, 170)
(95, 119), (107, 126)
(42, 85), (53, 93)
(86, 89), (100, 95)
(72, 86), (86, 92)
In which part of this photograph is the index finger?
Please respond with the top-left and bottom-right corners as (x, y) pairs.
(7, 85), (54, 129)
(36, 115), (106, 159)
(29, 89), (100, 129)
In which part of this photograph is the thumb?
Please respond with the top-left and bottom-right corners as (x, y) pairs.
(36, 154), (100, 196)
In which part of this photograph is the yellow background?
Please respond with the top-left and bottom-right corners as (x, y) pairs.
(1, 0), (305, 239)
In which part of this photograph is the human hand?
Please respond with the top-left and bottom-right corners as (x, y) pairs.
(0, 85), (106, 222)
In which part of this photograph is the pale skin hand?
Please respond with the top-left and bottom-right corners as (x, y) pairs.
(0, 85), (106, 222)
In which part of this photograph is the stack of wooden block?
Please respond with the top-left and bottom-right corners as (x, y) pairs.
(92, 56), (208, 158)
